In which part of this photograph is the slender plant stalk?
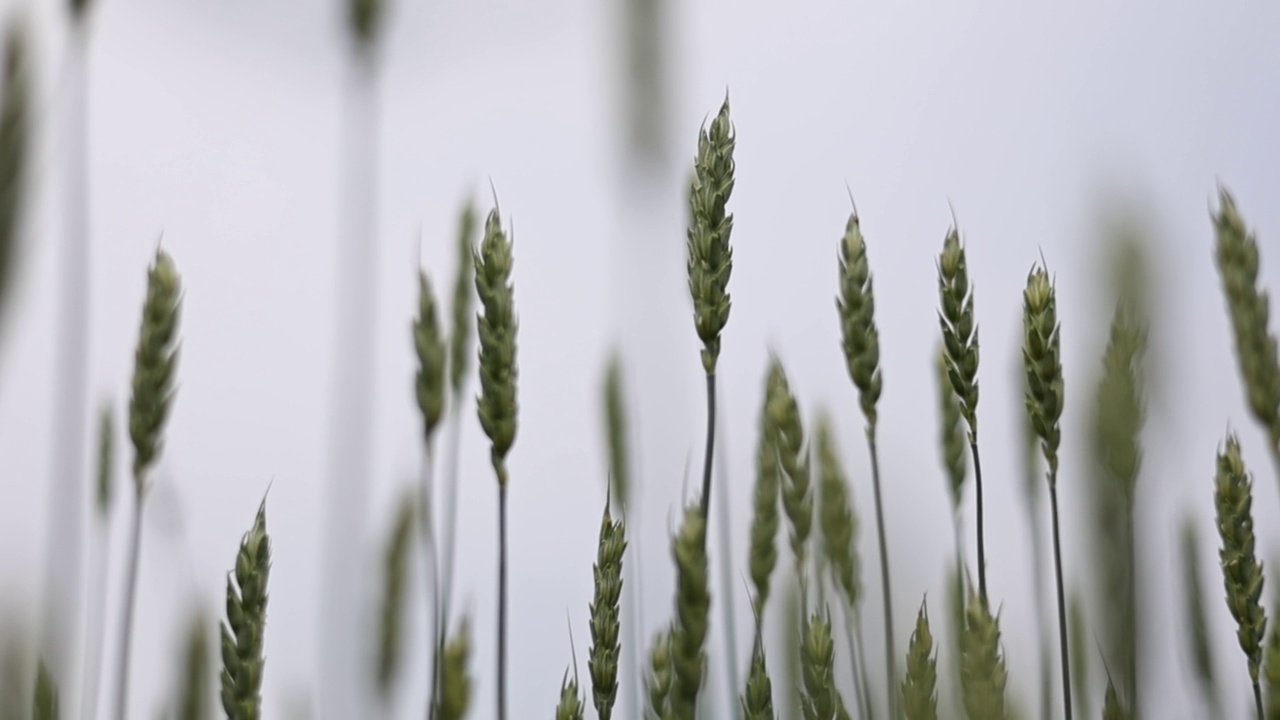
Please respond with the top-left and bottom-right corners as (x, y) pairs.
(440, 198), (477, 633)
(116, 248), (182, 720)
(1181, 517), (1221, 717)
(685, 95), (735, 520)
(474, 204), (518, 720)
(175, 611), (210, 720)
(836, 207), (895, 717)
(0, 22), (28, 323)
(714, 399), (740, 716)
(1022, 262), (1070, 720)
(937, 224), (984, 599)
(80, 406), (114, 720)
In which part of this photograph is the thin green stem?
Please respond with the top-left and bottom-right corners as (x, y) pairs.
(713, 401), (740, 718)
(970, 441), (986, 601)
(113, 489), (144, 720)
(839, 601), (871, 720)
(699, 372), (716, 519)
(1050, 481), (1072, 720)
(1253, 680), (1263, 720)
(440, 406), (464, 632)
(868, 436), (896, 719)
(1124, 503), (1138, 716)
(497, 482), (508, 720)
(422, 444), (441, 720)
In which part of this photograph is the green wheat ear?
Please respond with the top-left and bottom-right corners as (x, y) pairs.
(799, 611), (840, 720)
(435, 619), (472, 720)
(748, 363), (783, 611)
(0, 23), (27, 326)
(175, 611), (210, 720)
(415, 271), (448, 443)
(474, 205), (518, 485)
(938, 224), (980, 436)
(1213, 188), (1280, 452)
(220, 500), (270, 720)
(837, 210), (882, 430)
(645, 629), (673, 720)
(741, 636), (776, 720)
(1022, 264), (1063, 480)
(685, 94), (735, 374)
(960, 594), (1008, 720)
(769, 358), (812, 584)
(602, 352), (631, 512)
(556, 668), (585, 720)
(588, 503), (626, 720)
(816, 412), (859, 609)
(1102, 676), (1131, 720)
(902, 601), (938, 720)
(1215, 433), (1267, 684)
(375, 492), (415, 697)
(1181, 517), (1220, 715)
(129, 248), (182, 492)
(1264, 608), (1280, 720)
(96, 404), (114, 516)
(669, 506), (710, 720)
(348, 0), (381, 47)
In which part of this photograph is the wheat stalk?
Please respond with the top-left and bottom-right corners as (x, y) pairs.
(1181, 517), (1221, 716)
(220, 499), (271, 720)
(685, 94), (735, 521)
(835, 206), (895, 718)
(1214, 432), (1267, 718)
(474, 202), (518, 720)
(174, 611), (210, 720)
(1022, 261), (1071, 720)
(937, 223), (987, 600)
(0, 22), (27, 323)
(115, 248), (182, 720)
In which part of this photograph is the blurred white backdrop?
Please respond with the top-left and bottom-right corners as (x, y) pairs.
(0, 0), (1277, 717)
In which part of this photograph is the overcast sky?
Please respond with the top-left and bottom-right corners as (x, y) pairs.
(0, 0), (1279, 718)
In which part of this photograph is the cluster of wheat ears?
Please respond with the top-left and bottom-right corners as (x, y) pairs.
(2, 2), (1280, 720)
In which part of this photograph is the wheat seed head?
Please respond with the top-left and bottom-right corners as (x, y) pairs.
(741, 637), (776, 720)
(1102, 677), (1130, 720)
(646, 629), (674, 720)
(1093, 302), (1147, 499)
(669, 506), (710, 720)
(960, 593), (1008, 720)
(938, 224), (980, 437)
(415, 271), (447, 443)
(686, 94), (735, 374)
(769, 358), (813, 573)
(799, 611), (838, 720)
(376, 493), (415, 696)
(0, 23), (27, 326)
(129, 247), (182, 491)
(748, 363), (783, 611)
(1180, 517), (1217, 701)
(836, 210), (882, 430)
(474, 205), (518, 485)
(436, 619), (472, 720)
(902, 600), (939, 720)
(815, 412), (859, 609)
(1265, 603), (1280, 719)
(556, 669), (585, 720)
(1022, 262), (1063, 480)
(450, 198), (478, 397)
(1213, 189), (1280, 448)
(220, 500), (270, 720)
(33, 660), (57, 720)
(1214, 432), (1267, 682)
(935, 346), (968, 513)
(589, 504), (626, 720)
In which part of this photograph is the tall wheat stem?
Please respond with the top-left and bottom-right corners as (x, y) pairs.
(498, 484), (508, 720)
(113, 492), (143, 720)
(1049, 482), (1072, 720)
(868, 437), (896, 717)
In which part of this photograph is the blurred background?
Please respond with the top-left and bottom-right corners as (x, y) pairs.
(0, 0), (1278, 717)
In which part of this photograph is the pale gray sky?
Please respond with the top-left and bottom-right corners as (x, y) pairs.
(0, 0), (1278, 718)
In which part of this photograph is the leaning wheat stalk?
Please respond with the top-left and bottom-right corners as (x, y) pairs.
(115, 248), (182, 720)
(1021, 261), (1071, 720)
(474, 202), (518, 720)
(836, 206), (895, 717)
